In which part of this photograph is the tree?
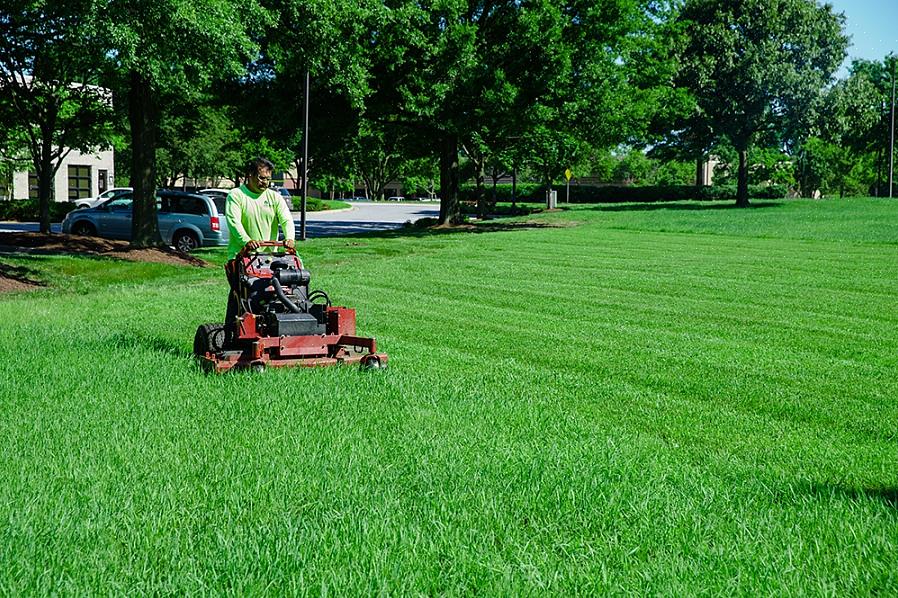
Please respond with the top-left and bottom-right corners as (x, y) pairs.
(99, 0), (261, 247)
(0, 0), (114, 233)
(675, 0), (848, 206)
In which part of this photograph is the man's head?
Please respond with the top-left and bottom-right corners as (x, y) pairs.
(245, 156), (275, 193)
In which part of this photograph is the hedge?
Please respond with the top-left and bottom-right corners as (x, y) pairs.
(0, 199), (79, 222)
(459, 183), (788, 203)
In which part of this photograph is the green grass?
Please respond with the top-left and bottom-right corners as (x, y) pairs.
(1, 197), (896, 593)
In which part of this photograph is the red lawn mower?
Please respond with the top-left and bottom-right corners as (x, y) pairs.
(194, 241), (387, 373)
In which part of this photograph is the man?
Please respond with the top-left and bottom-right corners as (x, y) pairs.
(223, 156), (296, 342)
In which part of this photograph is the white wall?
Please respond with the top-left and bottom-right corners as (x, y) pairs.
(12, 147), (115, 201)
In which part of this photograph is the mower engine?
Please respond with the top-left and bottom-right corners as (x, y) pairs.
(194, 242), (386, 373)
(240, 251), (326, 337)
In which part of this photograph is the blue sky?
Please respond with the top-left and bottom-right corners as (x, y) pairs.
(827, 0), (898, 74)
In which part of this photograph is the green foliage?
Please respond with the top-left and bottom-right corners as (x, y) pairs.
(674, 0), (848, 204)
(0, 0), (115, 231)
(459, 183), (787, 203)
(1, 200), (897, 592)
(289, 196), (350, 212)
(0, 199), (78, 222)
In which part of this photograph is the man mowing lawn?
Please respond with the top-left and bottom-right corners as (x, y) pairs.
(224, 156), (296, 342)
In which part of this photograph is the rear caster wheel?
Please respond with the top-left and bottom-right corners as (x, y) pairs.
(360, 355), (384, 370)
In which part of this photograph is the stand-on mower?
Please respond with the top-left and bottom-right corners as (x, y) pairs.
(194, 241), (387, 373)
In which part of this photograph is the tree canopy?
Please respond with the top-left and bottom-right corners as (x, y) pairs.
(673, 0), (848, 205)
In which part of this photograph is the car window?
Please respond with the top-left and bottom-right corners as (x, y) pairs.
(211, 197), (226, 214)
(159, 195), (209, 215)
(106, 196), (133, 211)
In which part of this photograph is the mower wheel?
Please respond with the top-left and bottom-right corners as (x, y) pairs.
(71, 221), (96, 236)
(250, 362), (266, 373)
(173, 229), (200, 253)
(360, 355), (384, 370)
(194, 323), (226, 356)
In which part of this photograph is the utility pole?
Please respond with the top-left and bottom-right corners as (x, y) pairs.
(889, 56), (896, 198)
(300, 70), (310, 240)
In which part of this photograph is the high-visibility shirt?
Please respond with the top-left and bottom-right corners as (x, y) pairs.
(225, 185), (295, 259)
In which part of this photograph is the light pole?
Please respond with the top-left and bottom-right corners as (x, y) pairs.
(300, 70), (310, 240)
(889, 56), (896, 198)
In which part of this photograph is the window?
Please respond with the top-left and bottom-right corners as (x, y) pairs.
(27, 173), (56, 200)
(159, 195), (209, 216)
(68, 165), (91, 199)
(28, 173), (39, 200)
(98, 169), (108, 194)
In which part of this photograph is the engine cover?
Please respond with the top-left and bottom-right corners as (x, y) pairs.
(271, 312), (325, 336)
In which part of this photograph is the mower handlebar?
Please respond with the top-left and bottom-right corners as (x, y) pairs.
(238, 240), (296, 257)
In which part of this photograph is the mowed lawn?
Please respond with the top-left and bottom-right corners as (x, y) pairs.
(0, 199), (896, 594)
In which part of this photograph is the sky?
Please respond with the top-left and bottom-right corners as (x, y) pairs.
(827, 0), (898, 76)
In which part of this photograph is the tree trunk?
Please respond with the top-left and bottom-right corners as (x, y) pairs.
(475, 157), (486, 220)
(736, 148), (750, 207)
(491, 165), (499, 209)
(37, 134), (53, 235)
(439, 133), (461, 224)
(128, 70), (162, 248)
(695, 158), (704, 187)
(511, 165), (517, 208)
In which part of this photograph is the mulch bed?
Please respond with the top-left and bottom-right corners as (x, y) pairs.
(0, 232), (208, 293)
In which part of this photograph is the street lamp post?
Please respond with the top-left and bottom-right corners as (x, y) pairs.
(300, 70), (310, 240)
(889, 56), (896, 198)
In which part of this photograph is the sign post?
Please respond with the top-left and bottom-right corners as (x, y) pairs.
(564, 168), (572, 203)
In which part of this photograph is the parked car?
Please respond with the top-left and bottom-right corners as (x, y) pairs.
(387, 196), (404, 201)
(73, 187), (133, 209)
(198, 188), (231, 202)
(62, 189), (228, 252)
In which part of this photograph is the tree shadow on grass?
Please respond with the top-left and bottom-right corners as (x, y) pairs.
(799, 482), (898, 511)
(587, 200), (785, 213)
(108, 330), (192, 359)
(333, 219), (564, 241)
(0, 260), (46, 286)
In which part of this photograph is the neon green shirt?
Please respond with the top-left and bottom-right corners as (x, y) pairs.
(225, 185), (295, 259)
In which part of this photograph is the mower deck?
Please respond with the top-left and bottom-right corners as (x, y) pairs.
(198, 332), (388, 373)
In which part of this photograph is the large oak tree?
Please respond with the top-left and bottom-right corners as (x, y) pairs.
(675, 0), (847, 206)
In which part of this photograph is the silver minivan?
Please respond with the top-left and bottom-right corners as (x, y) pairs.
(62, 190), (229, 252)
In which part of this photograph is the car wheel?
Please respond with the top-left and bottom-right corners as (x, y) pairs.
(173, 230), (200, 253)
(71, 221), (96, 236)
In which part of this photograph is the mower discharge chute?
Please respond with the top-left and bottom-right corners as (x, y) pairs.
(194, 241), (387, 373)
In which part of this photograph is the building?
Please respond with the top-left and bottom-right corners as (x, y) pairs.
(12, 147), (114, 202)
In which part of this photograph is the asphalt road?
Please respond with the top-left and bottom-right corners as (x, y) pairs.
(0, 201), (441, 238)
(294, 200), (440, 237)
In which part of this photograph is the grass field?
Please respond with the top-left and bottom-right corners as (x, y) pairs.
(1, 198), (896, 594)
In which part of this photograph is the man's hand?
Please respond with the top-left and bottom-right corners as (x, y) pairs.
(284, 239), (296, 251)
(245, 240), (261, 251)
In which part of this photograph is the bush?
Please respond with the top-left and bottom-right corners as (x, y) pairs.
(291, 196), (332, 212)
(459, 183), (787, 204)
(0, 199), (79, 222)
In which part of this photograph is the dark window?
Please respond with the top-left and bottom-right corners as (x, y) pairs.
(68, 165), (91, 199)
(160, 195), (209, 215)
(98, 169), (108, 194)
(28, 173), (39, 200)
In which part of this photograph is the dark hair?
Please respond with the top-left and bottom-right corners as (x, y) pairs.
(245, 156), (275, 177)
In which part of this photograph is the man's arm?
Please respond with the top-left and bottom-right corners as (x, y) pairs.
(275, 192), (296, 248)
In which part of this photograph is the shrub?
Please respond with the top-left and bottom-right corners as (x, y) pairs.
(0, 199), (79, 222)
(460, 183), (787, 204)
